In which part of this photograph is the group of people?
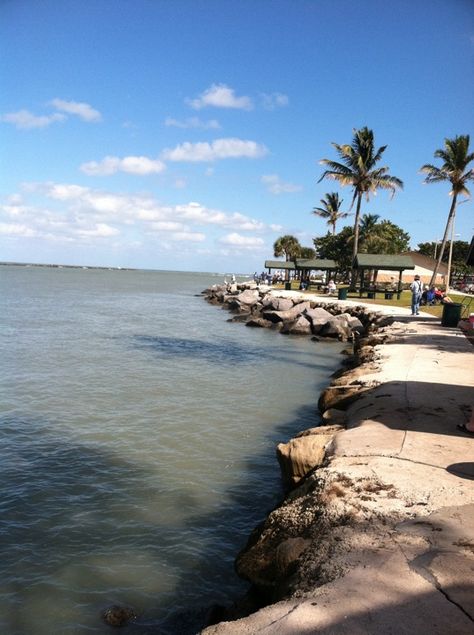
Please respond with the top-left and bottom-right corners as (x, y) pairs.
(253, 271), (283, 285)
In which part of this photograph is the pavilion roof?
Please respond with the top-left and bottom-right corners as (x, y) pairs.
(354, 253), (415, 271)
(294, 258), (337, 270)
(264, 260), (295, 269)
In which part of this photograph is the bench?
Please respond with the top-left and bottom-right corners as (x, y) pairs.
(358, 288), (396, 300)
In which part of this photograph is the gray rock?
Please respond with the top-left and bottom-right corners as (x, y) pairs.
(305, 307), (333, 333)
(246, 318), (273, 328)
(263, 301), (311, 323)
(288, 315), (312, 335)
(236, 289), (260, 305)
(320, 316), (352, 341)
(262, 297), (294, 311)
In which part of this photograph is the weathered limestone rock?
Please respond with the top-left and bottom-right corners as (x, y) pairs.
(305, 307), (333, 333)
(321, 409), (347, 427)
(318, 384), (368, 413)
(275, 537), (311, 577)
(276, 433), (334, 486)
(287, 315), (312, 335)
(320, 316), (352, 341)
(236, 289), (260, 305)
(262, 301), (311, 323)
(261, 296), (294, 311)
(246, 318), (273, 328)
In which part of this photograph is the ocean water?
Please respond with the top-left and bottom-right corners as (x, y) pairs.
(0, 266), (345, 634)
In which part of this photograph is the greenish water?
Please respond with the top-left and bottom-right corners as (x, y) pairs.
(0, 266), (344, 634)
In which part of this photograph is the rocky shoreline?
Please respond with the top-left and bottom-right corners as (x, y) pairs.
(200, 282), (398, 627)
(200, 283), (474, 635)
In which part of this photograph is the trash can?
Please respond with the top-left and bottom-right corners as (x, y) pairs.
(367, 291), (375, 299)
(338, 287), (348, 300)
(441, 302), (462, 327)
(385, 292), (393, 300)
(285, 282), (291, 291)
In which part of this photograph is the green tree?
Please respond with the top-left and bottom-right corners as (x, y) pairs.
(421, 135), (474, 286)
(299, 246), (316, 259)
(312, 192), (349, 235)
(358, 216), (410, 254)
(273, 234), (302, 261)
(319, 127), (403, 286)
(313, 226), (353, 279)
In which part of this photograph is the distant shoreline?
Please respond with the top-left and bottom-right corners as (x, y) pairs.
(0, 261), (137, 271)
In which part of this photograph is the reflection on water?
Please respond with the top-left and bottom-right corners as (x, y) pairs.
(0, 267), (345, 634)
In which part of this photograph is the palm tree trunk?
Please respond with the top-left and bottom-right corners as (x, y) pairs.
(429, 194), (457, 288)
(350, 192), (362, 289)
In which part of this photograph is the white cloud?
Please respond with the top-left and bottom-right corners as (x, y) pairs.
(170, 231), (206, 242)
(162, 138), (268, 162)
(187, 84), (253, 110)
(164, 116), (220, 129)
(4, 182), (279, 255)
(150, 221), (187, 232)
(260, 92), (289, 110)
(219, 233), (265, 247)
(80, 155), (166, 176)
(45, 183), (90, 200)
(261, 174), (302, 194)
(78, 223), (120, 237)
(50, 98), (102, 122)
(1, 109), (66, 130)
(0, 222), (37, 237)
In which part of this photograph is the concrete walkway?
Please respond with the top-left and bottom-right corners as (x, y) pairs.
(203, 302), (474, 634)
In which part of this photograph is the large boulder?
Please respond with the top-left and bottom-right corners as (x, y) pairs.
(236, 289), (260, 306)
(246, 318), (273, 328)
(263, 301), (311, 324)
(261, 296), (294, 312)
(320, 315), (352, 341)
(287, 315), (312, 335)
(305, 307), (333, 333)
(276, 432), (334, 486)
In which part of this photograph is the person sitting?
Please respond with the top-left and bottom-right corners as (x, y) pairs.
(327, 279), (336, 295)
(423, 286), (436, 305)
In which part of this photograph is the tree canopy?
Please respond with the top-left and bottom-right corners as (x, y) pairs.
(273, 234), (302, 261)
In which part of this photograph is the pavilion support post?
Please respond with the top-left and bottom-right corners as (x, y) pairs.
(397, 271), (403, 300)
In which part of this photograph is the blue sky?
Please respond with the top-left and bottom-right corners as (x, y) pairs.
(1, 0), (473, 273)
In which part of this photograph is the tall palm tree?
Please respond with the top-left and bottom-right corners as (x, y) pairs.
(273, 234), (302, 261)
(319, 127), (403, 286)
(420, 135), (474, 287)
(312, 192), (349, 235)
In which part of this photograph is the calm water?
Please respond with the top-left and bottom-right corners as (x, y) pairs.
(0, 266), (344, 634)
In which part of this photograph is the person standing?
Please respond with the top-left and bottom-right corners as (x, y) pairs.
(410, 274), (423, 315)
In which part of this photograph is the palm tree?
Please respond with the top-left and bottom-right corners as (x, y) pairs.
(273, 234), (302, 261)
(420, 135), (474, 287)
(273, 235), (301, 281)
(319, 127), (403, 286)
(312, 192), (349, 235)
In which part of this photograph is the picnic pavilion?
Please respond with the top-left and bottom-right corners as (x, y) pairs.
(354, 253), (415, 299)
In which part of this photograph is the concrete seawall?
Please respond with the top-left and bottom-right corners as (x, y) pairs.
(202, 288), (474, 634)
